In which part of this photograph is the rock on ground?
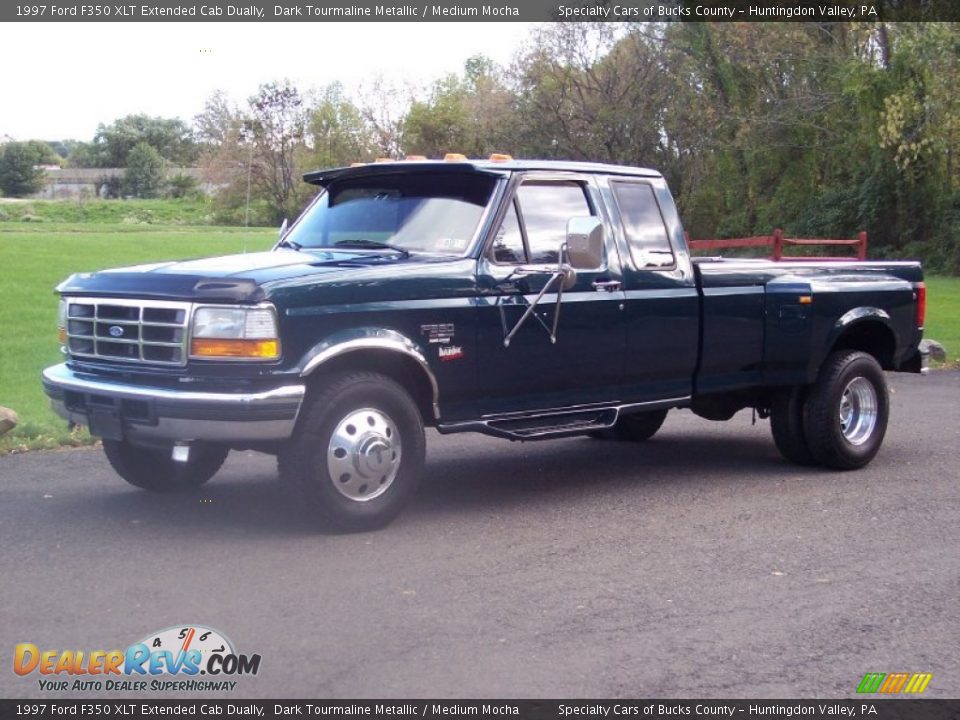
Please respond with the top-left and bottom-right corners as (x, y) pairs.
(0, 407), (17, 437)
(920, 338), (947, 362)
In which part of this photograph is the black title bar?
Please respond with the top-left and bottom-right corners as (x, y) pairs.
(2, 700), (960, 720)
(4, 0), (960, 22)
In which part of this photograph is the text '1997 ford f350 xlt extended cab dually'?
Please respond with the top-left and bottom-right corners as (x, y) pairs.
(42, 157), (926, 530)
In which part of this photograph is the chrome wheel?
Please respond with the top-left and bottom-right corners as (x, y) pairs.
(327, 407), (402, 502)
(838, 377), (878, 446)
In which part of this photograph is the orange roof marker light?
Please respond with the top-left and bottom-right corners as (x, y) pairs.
(374, 157), (393, 163)
(488, 153), (513, 162)
(405, 155), (427, 161)
(444, 153), (468, 162)
(349, 162), (366, 167)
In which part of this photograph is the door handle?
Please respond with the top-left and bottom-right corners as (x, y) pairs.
(591, 279), (621, 292)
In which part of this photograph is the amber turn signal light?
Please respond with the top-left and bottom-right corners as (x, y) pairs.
(190, 338), (279, 359)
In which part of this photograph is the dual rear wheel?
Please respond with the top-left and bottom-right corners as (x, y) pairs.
(771, 350), (889, 470)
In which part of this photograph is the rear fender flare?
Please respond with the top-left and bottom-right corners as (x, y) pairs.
(812, 307), (895, 376)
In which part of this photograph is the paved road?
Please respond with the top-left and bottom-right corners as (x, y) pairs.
(1, 371), (957, 699)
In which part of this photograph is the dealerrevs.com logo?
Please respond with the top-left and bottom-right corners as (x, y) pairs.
(14, 625), (261, 692)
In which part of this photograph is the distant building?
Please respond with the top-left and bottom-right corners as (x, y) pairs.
(32, 167), (215, 198)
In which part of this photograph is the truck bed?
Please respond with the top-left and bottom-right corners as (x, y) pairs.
(692, 258), (924, 393)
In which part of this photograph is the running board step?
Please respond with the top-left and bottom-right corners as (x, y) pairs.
(439, 408), (618, 441)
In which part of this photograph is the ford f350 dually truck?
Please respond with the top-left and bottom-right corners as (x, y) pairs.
(42, 157), (926, 530)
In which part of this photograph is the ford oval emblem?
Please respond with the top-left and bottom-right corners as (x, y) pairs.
(108, 325), (124, 338)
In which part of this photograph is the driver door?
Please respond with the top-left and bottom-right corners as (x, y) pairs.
(474, 176), (626, 416)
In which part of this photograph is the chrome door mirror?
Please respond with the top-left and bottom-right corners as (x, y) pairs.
(278, 218), (289, 240)
(565, 217), (604, 270)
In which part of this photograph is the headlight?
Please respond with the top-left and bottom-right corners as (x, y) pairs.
(57, 298), (67, 344)
(190, 305), (280, 360)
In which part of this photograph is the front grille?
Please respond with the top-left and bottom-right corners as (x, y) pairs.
(65, 298), (191, 366)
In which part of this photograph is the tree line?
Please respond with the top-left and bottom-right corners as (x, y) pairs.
(2, 22), (957, 272)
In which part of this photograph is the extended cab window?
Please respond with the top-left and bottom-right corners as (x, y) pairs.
(286, 172), (496, 255)
(490, 180), (595, 265)
(611, 181), (675, 268)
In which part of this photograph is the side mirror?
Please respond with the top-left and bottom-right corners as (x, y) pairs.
(565, 217), (604, 270)
(278, 218), (289, 240)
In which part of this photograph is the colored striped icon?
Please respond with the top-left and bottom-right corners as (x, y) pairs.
(857, 672), (932, 694)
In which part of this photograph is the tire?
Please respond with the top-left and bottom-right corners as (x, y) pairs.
(279, 371), (426, 532)
(103, 440), (228, 491)
(802, 350), (889, 470)
(591, 409), (668, 442)
(770, 385), (817, 466)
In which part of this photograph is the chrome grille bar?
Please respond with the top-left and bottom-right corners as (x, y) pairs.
(65, 297), (192, 366)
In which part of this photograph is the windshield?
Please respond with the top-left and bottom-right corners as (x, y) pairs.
(285, 172), (497, 255)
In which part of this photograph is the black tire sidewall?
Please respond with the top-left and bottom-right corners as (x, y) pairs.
(804, 352), (889, 470)
(770, 385), (816, 466)
(284, 373), (425, 530)
(103, 440), (227, 491)
(614, 409), (668, 442)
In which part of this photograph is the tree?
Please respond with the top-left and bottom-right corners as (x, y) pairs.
(166, 172), (199, 199)
(194, 91), (248, 216)
(194, 91), (242, 149)
(404, 75), (473, 158)
(81, 114), (197, 168)
(510, 25), (669, 165)
(195, 82), (312, 224)
(403, 55), (517, 157)
(62, 140), (100, 168)
(122, 142), (165, 198)
(244, 80), (311, 222)
(308, 83), (375, 167)
(403, 56), (516, 158)
(356, 77), (410, 159)
(0, 141), (50, 197)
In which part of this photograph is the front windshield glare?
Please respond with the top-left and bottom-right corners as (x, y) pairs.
(285, 172), (497, 254)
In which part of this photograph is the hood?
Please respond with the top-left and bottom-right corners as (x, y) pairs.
(56, 249), (433, 303)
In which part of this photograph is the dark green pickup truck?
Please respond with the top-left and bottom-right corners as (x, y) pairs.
(42, 158), (926, 530)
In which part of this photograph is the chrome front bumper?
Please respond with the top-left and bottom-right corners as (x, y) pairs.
(42, 363), (305, 444)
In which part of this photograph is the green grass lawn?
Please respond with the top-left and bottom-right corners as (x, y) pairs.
(0, 197), (219, 225)
(0, 222), (273, 452)
(924, 277), (960, 362)
(0, 221), (957, 454)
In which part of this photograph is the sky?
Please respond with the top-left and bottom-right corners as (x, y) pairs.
(0, 22), (541, 142)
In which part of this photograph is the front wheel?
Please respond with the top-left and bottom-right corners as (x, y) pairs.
(802, 351), (889, 470)
(102, 440), (228, 491)
(279, 371), (425, 531)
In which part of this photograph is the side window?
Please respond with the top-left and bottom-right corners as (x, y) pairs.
(491, 201), (526, 264)
(517, 182), (593, 264)
(611, 182), (675, 268)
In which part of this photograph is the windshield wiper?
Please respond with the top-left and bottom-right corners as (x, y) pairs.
(277, 238), (302, 251)
(334, 239), (410, 257)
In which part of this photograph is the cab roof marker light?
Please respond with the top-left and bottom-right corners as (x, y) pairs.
(444, 153), (467, 162)
(488, 153), (513, 162)
(349, 162), (366, 167)
(374, 157), (393, 163)
(405, 155), (427, 161)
